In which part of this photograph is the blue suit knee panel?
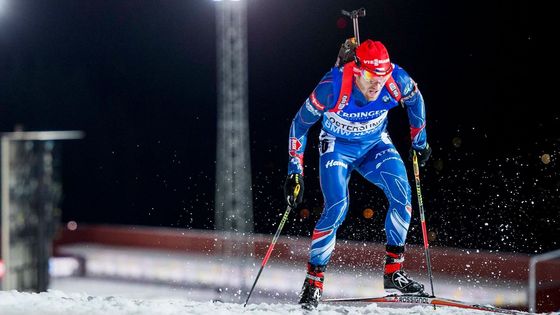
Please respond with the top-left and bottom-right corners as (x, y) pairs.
(359, 151), (412, 210)
(315, 196), (349, 230)
(358, 145), (413, 247)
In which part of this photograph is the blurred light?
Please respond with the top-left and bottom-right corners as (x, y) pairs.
(434, 159), (444, 171)
(541, 153), (551, 164)
(67, 220), (78, 231)
(362, 208), (374, 219)
(0, 0), (7, 16)
(452, 137), (462, 148)
(299, 208), (310, 219)
(336, 17), (347, 29)
(494, 293), (505, 306)
(428, 230), (437, 242)
(49, 257), (81, 277)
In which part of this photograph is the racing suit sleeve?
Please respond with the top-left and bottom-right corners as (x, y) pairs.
(395, 68), (427, 150)
(287, 71), (335, 175)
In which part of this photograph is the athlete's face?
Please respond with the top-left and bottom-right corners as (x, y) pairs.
(357, 69), (391, 101)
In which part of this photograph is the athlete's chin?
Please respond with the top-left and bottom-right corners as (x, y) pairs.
(367, 90), (380, 98)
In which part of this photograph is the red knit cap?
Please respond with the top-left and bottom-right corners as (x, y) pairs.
(355, 39), (393, 76)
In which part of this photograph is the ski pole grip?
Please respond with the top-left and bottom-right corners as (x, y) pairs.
(294, 184), (300, 199)
(412, 151), (420, 177)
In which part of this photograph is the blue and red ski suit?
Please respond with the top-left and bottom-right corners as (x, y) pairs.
(288, 62), (427, 267)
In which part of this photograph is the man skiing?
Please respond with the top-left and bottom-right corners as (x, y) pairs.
(284, 39), (432, 310)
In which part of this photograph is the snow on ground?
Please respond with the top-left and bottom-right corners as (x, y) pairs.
(55, 243), (528, 306)
(0, 290), (505, 315)
(0, 244), (536, 314)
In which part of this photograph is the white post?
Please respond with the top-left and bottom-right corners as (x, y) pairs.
(528, 248), (560, 312)
(0, 131), (84, 290)
(1, 136), (11, 290)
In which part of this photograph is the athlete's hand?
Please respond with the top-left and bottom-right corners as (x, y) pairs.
(410, 143), (432, 167)
(284, 173), (304, 208)
(336, 37), (358, 67)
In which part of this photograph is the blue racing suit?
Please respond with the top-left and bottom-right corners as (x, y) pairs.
(288, 63), (427, 267)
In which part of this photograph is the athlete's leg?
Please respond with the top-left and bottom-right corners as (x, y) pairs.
(299, 133), (355, 308)
(356, 137), (424, 294)
(309, 133), (354, 267)
(356, 140), (412, 247)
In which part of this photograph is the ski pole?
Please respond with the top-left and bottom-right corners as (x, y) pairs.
(341, 8), (366, 44)
(412, 151), (436, 300)
(243, 185), (300, 307)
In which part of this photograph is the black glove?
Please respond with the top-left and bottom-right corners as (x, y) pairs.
(409, 143), (432, 167)
(336, 37), (358, 67)
(284, 173), (304, 208)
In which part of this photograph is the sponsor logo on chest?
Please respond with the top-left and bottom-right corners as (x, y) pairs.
(339, 110), (387, 119)
(323, 110), (388, 137)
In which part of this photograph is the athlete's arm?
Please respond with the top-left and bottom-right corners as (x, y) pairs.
(394, 66), (427, 150)
(288, 71), (336, 175)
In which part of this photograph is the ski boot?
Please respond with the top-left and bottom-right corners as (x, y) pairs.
(383, 245), (426, 295)
(298, 263), (325, 310)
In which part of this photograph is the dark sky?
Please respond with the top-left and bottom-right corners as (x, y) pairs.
(0, 0), (557, 254)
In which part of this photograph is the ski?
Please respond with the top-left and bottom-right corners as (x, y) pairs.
(323, 294), (529, 314)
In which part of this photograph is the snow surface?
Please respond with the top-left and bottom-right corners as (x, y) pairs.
(0, 290), (507, 315)
(55, 243), (528, 306)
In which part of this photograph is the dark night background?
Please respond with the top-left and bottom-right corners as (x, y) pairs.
(0, 1), (557, 254)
